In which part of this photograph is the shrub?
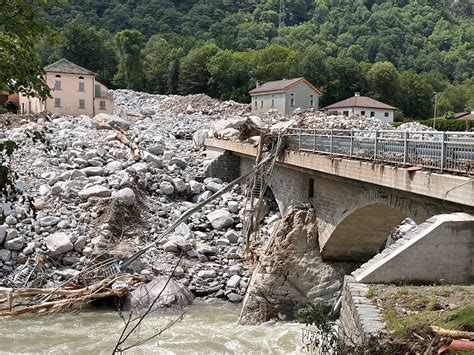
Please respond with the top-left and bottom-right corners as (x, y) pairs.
(421, 118), (473, 131)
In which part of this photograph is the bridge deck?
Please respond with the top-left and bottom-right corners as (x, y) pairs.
(205, 138), (474, 208)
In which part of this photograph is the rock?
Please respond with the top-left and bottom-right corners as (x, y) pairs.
(81, 167), (104, 177)
(224, 230), (239, 243)
(93, 113), (130, 130)
(169, 158), (187, 169)
(198, 269), (217, 279)
(106, 161), (122, 172)
(196, 242), (214, 255)
(148, 143), (165, 155)
(228, 201), (239, 213)
(193, 129), (209, 148)
(227, 293), (243, 303)
(0, 249), (12, 262)
(172, 178), (187, 193)
(0, 227), (6, 244)
(139, 107), (156, 116)
(163, 241), (178, 253)
(216, 238), (230, 246)
(228, 265), (242, 276)
(39, 216), (62, 227)
(160, 181), (174, 195)
(206, 181), (223, 193)
(163, 150), (174, 160)
(124, 276), (194, 312)
(194, 191), (213, 203)
(78, 185), (112, 199)
(112, 188), (136, 206)
(206, 210), (234, 230)
(45, 232), (74, 256)
(4, 237), (25, 251)
(227, 275), (241, 288)
(5, 215), (17, 225)
(189, 180), (203, 194)
(74, 236), (87, 252)
(143, 151), (163, 167)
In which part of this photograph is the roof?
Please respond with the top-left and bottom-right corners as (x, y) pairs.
(323, 95), (397, 110)
(455, 112), (474, 121)
(44, 58), (97, 76)
(249, 77), (321, 95)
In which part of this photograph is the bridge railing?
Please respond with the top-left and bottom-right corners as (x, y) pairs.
(285, 128), (474, 173)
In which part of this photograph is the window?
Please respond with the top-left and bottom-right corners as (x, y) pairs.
(254, 100), (257, 108)
(79, 99), (85, 109)
(361, 110), (365, 116)
(343, 110), (349, 116)
(271, 99), (275, 107)
(99, 101), (106, 110)
(384, 112), (389, 117)
(260, 100), (263, 108)
(370, 111), (375, 117)
(54, 98), (61, 107)
(290, 93), (295, 107)
(54, 80), (61, 90)
(95, 84), (101, 98)
(78, 82), (85, 92)
(309, 94), (314, 107)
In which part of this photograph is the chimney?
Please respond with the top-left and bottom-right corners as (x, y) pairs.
(256, 81), (260, 88)
(354, 92), (360, 97)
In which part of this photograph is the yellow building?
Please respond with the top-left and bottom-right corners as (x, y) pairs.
(19, 59), (114, 117)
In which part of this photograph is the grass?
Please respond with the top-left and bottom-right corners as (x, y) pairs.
(369, 285), (474, 340)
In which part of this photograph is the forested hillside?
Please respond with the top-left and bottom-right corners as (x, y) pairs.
(38, 0), (473, 120)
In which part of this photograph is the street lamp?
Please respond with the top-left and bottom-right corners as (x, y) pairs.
(433, 92), (439, 129)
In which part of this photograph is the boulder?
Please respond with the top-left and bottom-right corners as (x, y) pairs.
(206, 210), (234, 230)
(93, 113), (130, 130)
(197, 269), (217, 279)
(192, 129), (209, 149)
(160, 181), (174, 195)
(78, 185), (112, 199)
(226, 275), (241, 288)
(4, 237), (25, 251)
(124, 276), (194, 313)
(112, 188), (136, 206)
(45, 232), (74, 256)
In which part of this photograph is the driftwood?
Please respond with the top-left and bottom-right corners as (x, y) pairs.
(432, 326), (474, 339)
(0, 275), (143, 317)
(116, 128), (140, 161)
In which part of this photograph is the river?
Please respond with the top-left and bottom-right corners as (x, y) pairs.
(0, 303), (304, 354)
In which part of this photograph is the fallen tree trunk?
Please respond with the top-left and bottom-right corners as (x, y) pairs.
(432, 326), (474, 339)
(117, 128), (140, 161)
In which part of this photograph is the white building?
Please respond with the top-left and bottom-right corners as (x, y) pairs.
(322, 93), (397, 123)
(249, 77), (321, 114)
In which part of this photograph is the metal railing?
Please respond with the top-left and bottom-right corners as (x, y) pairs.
(285, 128), (474, 173)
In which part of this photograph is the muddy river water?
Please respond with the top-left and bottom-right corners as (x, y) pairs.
(0, 303), (304, 354)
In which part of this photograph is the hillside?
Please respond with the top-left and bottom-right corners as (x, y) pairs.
(37, 0), (474, 119)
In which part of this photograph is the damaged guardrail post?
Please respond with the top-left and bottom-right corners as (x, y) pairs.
(350, 130), (354, 158)
(374, 130), (379, 162)
(403, 131), (409, 166)
(330, 129), (334, 155)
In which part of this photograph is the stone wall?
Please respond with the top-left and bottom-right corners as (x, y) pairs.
(339, 275), (384, 345)
(239, 207), (355, 325)
(205, 151), (240, 182)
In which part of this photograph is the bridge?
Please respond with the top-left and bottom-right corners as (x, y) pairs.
(205, 128), (474, 262)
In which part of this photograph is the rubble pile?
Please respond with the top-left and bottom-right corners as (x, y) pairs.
(0, 92), (280, 304)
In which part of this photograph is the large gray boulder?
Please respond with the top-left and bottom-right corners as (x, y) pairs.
(124, 276), (194, 313)
(93, 113), (130, 130)
(45, 232), (74, 257)
(206, 209), (234, 230)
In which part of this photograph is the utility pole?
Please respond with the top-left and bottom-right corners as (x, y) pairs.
(433, 92), (439, 129)
(278, 0), (285, 42)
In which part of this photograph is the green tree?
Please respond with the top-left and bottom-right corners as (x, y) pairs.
(62, 16), (117, 85)
(0, 0), (56, 99)
(399, 70), (433, 119)
(178, 44), (220, 95)
(113, 29), (145, 90)
(367, 61), (400, 106)
(143, 35), (173, 94)
(251, 45), (301, 84)
(321, 58), (368, 107)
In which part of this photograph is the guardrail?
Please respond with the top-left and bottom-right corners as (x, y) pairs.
(285, 128), (474, 173)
